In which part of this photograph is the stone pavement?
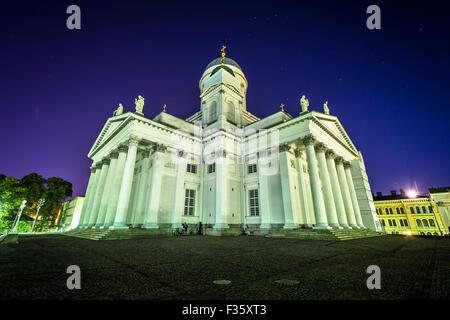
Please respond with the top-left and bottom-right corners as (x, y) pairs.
(0, 234), (448, 299)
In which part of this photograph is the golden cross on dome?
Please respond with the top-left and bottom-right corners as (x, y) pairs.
(163, 104), (166, 113)
(280, 103), (285, 112)
(220, 45), (226, 65)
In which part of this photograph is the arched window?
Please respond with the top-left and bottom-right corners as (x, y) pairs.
(396, 208), (400, 214)
(385, 208), (390, 214)
(429, 219), (435, 226)
(416, 219), (422, 227)
(404, 219), (408, 226)
(399, 220), (404, 226)
(400, 207), (405, 214)
(388, 220), (392, 226)
(392, 220), (397, 226)
(227, 101), (236, 124)
(422, 219), (429, 227)
(209, 101), (217, 124)
(380, 220), (385, 226)
(422, 206), (427, 213)
(416, 206), (421, 214)
(427, 232), (431, 236)
(410, 207), (415, 214)
(389, 208), (393, 214)
(428, 206), (434, 213)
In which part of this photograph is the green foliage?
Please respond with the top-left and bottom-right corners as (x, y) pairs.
(0, 173), (73, 232)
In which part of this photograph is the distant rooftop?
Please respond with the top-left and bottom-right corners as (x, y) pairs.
(429, 186), (450, 193)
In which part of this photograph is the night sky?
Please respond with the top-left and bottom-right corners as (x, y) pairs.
(1, 0), (449, 198)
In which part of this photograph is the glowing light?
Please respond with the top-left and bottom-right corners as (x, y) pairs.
(407, 190), (417, 198)
(406, 230), (412, 236)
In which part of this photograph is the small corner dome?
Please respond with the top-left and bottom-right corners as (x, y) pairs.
(205, 57), (242, 71)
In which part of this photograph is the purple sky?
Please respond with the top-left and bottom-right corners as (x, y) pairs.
(1, 0), (449, 198)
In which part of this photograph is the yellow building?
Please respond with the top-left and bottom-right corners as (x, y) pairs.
(373, 190), (448, 236)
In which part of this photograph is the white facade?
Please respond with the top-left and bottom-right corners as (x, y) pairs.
(77, 57), (382, 234)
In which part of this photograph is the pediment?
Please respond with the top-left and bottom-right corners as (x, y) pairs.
(312, 114), (358, 154)
(88, 113), (129, 157)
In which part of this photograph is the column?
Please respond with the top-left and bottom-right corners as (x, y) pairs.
(336, 157), (358, 228)
(326, 150), (349, 228)
(87, 159), (110, 227)
(294, 149), (313, 227)
(171, 150), (187, 228)
(78, 165), (98, 228)
(303, 135), (330, 229)
(258, 150), (271, 228)
(103, 146), (127, 228)
(214, 149), (229, 229)
(131, 150), (151, 227)
(344, 162), (365, 228)
(279, 144), (299, 229)
(143, 144), (166, 229)
(95, 152), (118, 228)
(315, 143), (340, 228)
(112, 136), (140, 229)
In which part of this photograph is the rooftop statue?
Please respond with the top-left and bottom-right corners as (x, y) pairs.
(113, 103), (124, 116)
(135, 95), (144, 114)
(300, 95), (309, 112)
(323, 101), (330, 115)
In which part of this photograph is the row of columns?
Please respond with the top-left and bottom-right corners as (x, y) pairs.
(270, 135), (364, 230)
(78, 137), (171, 230)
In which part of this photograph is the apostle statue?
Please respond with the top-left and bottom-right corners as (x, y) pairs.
(135, 95), (145, 115)
(300, 95), (309, 112)
(323, 101), (330, 115)
(113, 103), (124, 116)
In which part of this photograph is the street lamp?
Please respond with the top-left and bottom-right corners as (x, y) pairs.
(31, 198), (45, 233)
(11, 200), (27, 233)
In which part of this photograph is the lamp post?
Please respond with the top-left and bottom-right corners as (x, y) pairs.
(31, 198), (45, 233)
(11, 200), (27, 233)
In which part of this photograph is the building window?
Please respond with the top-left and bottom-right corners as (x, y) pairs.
(400, 207), (405, 214)
(399, 219), (404, 226)
(389, 208), (393, 214)
(249, 189), (260, 217)
(187, 164), (197, 174)
(429, 206), (434, 213)
(403, 219), (408, 227)
(422, 206), (427, 214)
(388, 220), (392, 226)
(392, 220), (397, 226)
(396, 208), (400, 214)
(416, 206), (421, 214)
(385, 208), (390, 215)
(183, 189), (196, 216)
(380, 219), (385, 226)
(422, 219), (429, 227)
(429, 219), (435, 227)
(410, 207), (414, 214)
(247, 164), (257, 174)
(416, 219), (422, 227)
(207, 163), (215, 174)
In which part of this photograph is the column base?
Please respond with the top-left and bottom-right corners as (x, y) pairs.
(94, 224), (104, 229)
(313, 224), (332, 230)
(349, 224), (359, 229)
(143, 223), (159, 229)
(110, 222), (129, 230)
(330, 224), (343, 229)
(357, 224), (365, 228)
(283, 223), (299, 229)
(259, 223), (272, 229)
(171, 223), (182, 229)
(340, 224), (351, 229)
(213, 223), (229, 229)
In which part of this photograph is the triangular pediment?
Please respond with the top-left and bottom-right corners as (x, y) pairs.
(88, 113), (130, 157)
(312, 114), (358, 154)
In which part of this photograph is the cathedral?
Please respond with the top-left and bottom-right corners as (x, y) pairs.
(77, 52), (382, 236)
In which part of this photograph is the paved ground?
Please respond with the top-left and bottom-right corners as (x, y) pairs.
(0, 234), (448, 299)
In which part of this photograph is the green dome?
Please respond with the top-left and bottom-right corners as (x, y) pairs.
(206, 57), (242, 71)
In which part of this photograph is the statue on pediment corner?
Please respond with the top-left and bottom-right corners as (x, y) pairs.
(300, 95), (309, 112)
(113, 103), (123, 116)
(323, 101), (330, 115)
(135, 95), (144, 114)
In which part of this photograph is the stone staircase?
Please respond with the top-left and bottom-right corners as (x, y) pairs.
(63, 228), (112, 240)
(266, 228), (384, 241)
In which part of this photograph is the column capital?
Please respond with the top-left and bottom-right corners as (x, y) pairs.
(109, 151), (119, 159)
(118, 144), (128, 153)
(215, 148), (227, 158)
(128, 135), (141, 147)
(89, 165), (96, 173)
(335, 156), (344, 164)
(302, 134), (316, 146)
(101, 158), (111, 166)
(153, 143), (167, 153)
(279, 143), (291, 153)
(142, 149), (151, 158)
(325, 149), (336, 159)
(93, 162), (102, 170)
(314, 142), (327, 153)
(294, 148), (303, 158)
(343, 161), (352, 169)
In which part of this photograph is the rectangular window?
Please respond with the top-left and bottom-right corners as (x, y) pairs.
(247, 164), (257, 174)
(187, 164), (197, 174)
(184, 189), (196, 216)
(249, 189), (260, 217)
(207, 163), (215, 174)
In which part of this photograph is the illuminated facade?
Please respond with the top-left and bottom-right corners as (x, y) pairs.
(76, 55), (382, 235)
(373, 190), (448, 236)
